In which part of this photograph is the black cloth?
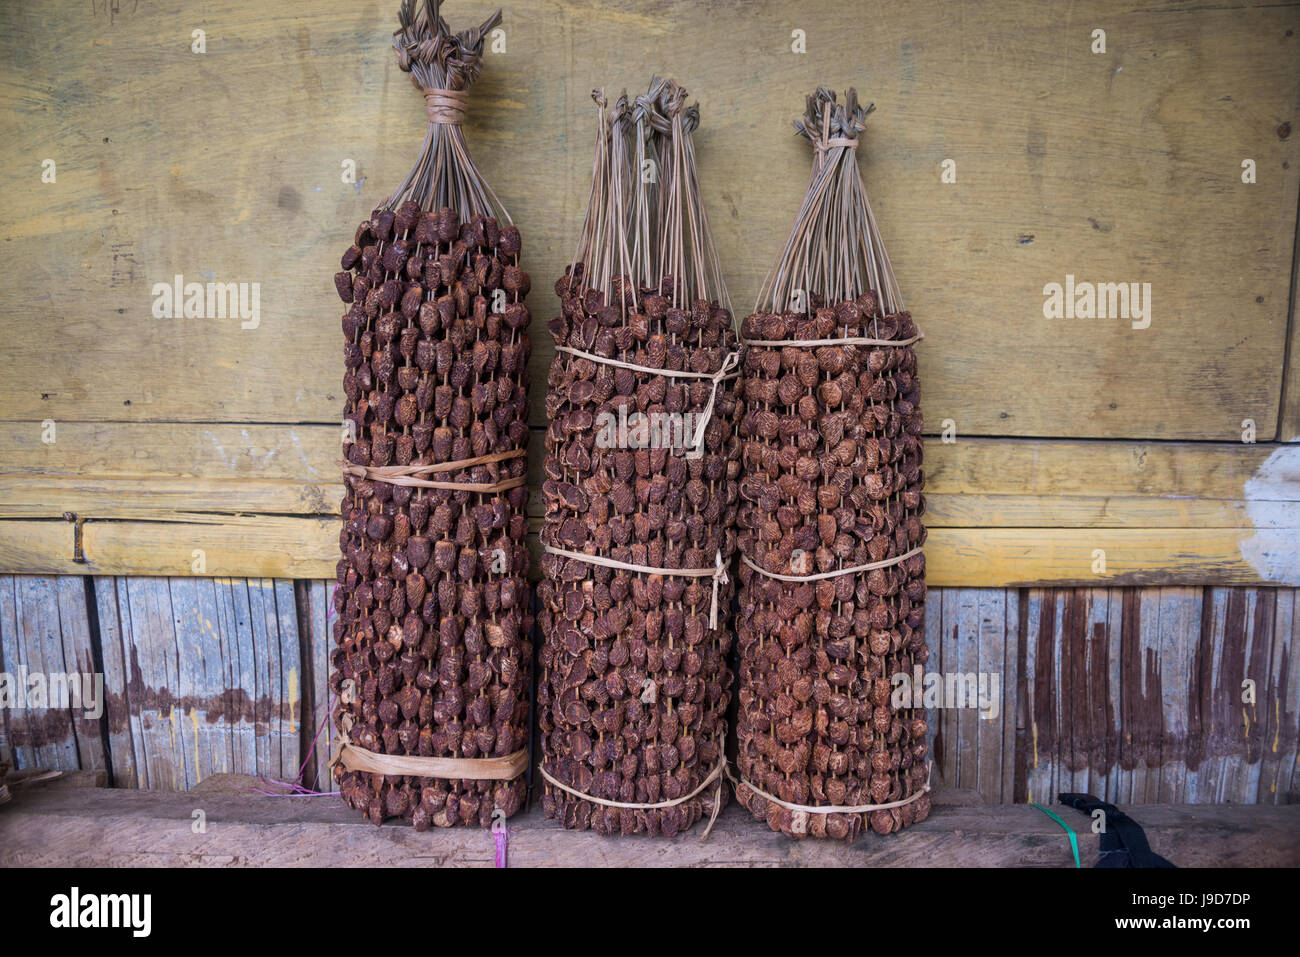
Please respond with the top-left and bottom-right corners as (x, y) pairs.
(1058, 793), (1175, 868)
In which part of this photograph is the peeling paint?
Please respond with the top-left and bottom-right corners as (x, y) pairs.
(1240, 446), (1300, 584)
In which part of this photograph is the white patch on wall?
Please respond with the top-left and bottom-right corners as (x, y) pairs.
(1240, 446), (1300, 585)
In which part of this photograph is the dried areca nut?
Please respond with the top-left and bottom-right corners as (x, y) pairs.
(499, 225), (521, 256)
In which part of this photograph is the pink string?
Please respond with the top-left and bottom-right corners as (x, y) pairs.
(493, 826), (509, 868)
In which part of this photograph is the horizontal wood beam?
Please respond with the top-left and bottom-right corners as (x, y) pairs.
(2, 520), (1294, 587)
(4, 425), (1295, 525)
(1, 424), (1296, 583)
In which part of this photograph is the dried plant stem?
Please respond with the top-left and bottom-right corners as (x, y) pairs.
(757, 87), (903, 317)
(385, 0), (508, 221)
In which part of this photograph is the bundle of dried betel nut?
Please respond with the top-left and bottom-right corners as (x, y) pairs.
(329, 0), (533, 829)
(537, 80), (743, 837)
(732, 88), (930, 841)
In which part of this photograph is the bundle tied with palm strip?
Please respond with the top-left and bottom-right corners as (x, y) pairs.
(537, 80), (741, 836)
(329, 0), (533, 829)
(733, 88), (930, 840)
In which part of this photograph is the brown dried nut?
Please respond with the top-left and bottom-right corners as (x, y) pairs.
(332, 210), (533, 829)
(732, 294), (926, 840)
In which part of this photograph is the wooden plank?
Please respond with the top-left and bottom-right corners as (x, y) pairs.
(272, 579), (302, 781)
(1240, 588), (1275, 804)
(246, 581), (278, 779)
(14, 577), (79, 770)
(975, 588), (1004, 802)
(122, 578), (183, 791)
(0, 577), (34, 770)
(937, 590), (959, 790)
(169, 576), (233, 785)
(1187, 587), (1222, 804)
(1024, 589), (1051, 804)
(297, 580), (335, 792)
(1259, 589), (1298, 803)
(1116, 589), (1141, 804)
(1133, 589), (1164, 804)
(7, 517), (1297, 586)
(1198, 587), (1274, 805)
(1, 2), (1296, 440)
(928, 527), (1300, 588)
(1084, 588), (1111, 801)
(924, 586), (946, 790)
(4, 428), (1293, 528)
(1278, 167), (1300, 443)
(0, 523), (74, 577)
(2, 431), (1296, 584)
(1155, 587), (1199, 803)
(4, 783), (1297, 868)
(212, 579), (258, 777)
(240, 578), (301, 782)
(92, 576), (139, 788)
(954, 589), (980, 792)
(53, 576), (106, 772)
(1000, 588), (1020, 804)
(102, 575), (301, 789)
(1103, 587), (1125, 803)
(77, 517), (338, 578)
(1061, 589), (1089, 796)
(5, 428), (1296, 533)
(922, 440), (1298, 529)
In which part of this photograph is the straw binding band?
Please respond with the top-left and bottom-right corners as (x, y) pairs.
(330, 714), (528, 781)
(540, 755), (728, 839)
(544, 544), (730, 629)
(740, 543), (923, 584)
(555, 346), (741, 457)
(339, 448), (526, 492)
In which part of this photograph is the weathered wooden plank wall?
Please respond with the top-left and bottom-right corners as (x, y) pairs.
(0, 576), (105, 775)
(3, 576), (1297, 805)
(1010, 586), (1298, 805)
(0, 1), (1297, 585)
(12, 575), (303, 789)
(295, 580), (336, 793)
(2, 428), (1297, 586)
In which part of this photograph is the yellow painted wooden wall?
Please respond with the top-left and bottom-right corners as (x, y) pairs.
(0, 0), (1297, 586)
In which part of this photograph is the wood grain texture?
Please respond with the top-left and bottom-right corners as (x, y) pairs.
(2, 426), (1296, 582)
(6, 426), (1288, 527)
(295, 580), (336, 793)
(1278, 171), (1300, 443)
(1016, 585), (1300, 806)
(0, 576), (105, 775)
(2, 781), (1297, 867)
(91, 576), (302, 789)
(0, 0), (1294, 438)
(4, 578), (1295, 804)
(927, 587), (1019, 799)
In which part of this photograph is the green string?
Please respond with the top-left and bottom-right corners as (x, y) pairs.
(1032, 802), (1081, 869)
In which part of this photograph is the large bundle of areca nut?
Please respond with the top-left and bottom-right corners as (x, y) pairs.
(537, 80), (741, 837)
(732, 88), (929, 841)
(328, 0), (533, 829)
